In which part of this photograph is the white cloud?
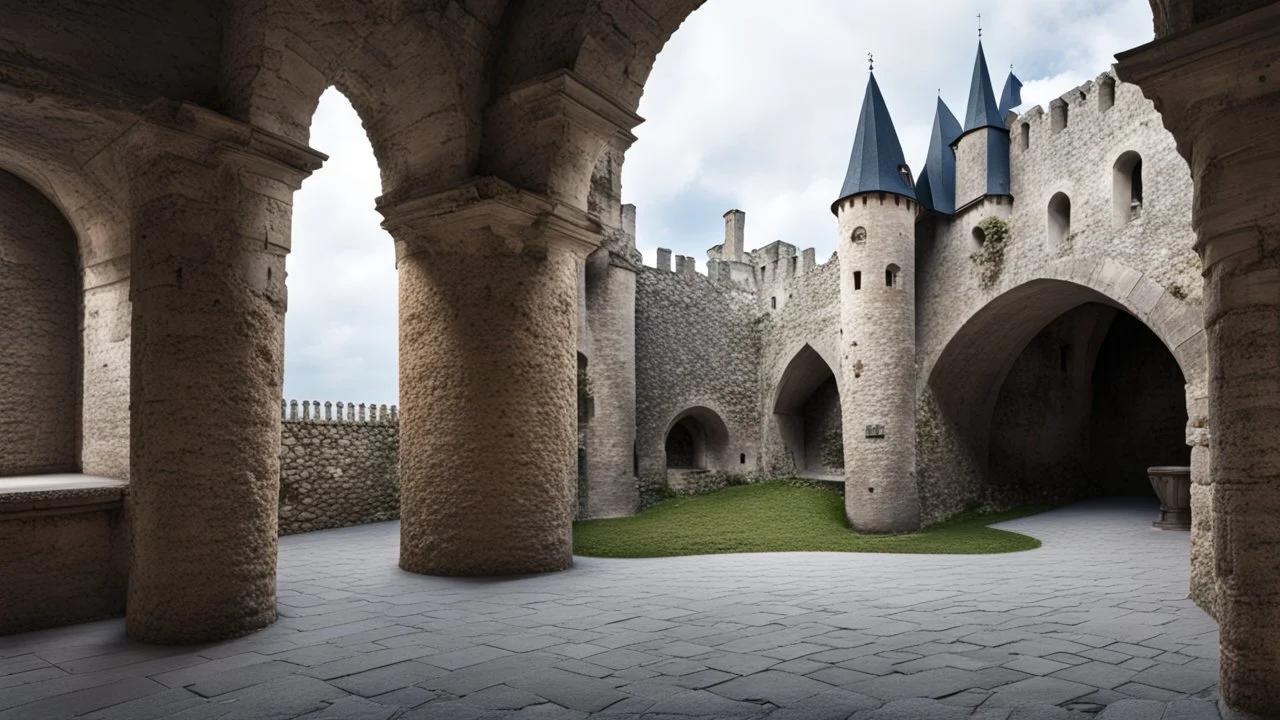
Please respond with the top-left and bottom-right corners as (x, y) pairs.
(285, 88), (398, 405)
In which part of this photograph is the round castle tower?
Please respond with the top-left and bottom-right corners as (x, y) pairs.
(832, 71), (921, 534)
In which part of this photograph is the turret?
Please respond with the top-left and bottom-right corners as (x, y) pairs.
(832, 70), (921, 534)
(916, 98), (963, 216)
(953, 42), (1012, 210)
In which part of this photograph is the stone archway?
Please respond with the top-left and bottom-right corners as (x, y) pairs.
(663, 406), (731, 493)
(772, 344), (843, 479)
(0, 169), (81, 477)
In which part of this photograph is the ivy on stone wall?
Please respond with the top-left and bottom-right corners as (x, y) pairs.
(969, 216), (1013, 290)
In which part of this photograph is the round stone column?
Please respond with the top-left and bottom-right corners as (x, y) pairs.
(386, 182), (600, 576)
(126, 113), (322, 644)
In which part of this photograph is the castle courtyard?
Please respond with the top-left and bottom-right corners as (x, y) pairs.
(0, 500), (1220, 719)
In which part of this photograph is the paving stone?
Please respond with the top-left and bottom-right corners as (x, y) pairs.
(1162, 698), (1222, 719)
(1130, 663), (1218, 693)
(296, 696), (399, 719)
(205, 675), (346, 720)
(369, 686), (438, 708)
(1004, 656), (1071, 676)
(186, 660), (303, 698)
(709, 669), (833, 705)
(983, 676), (1095, 706)
(702, 652), (778, 676)
(1115, 681), (1183, 701)
(765, 688), (881, 719)
(507, 668), (628, 713)
(851, 697), (969, 719)
(1050, 661), (1136, 689)
(806, 665), (875, 687)
(1096, 698), (1166, 719)
(421, 646), (513, 671)
(645, 689), (769, 716)
(328, 660), (440, 696)
(456, 684), (546, 710)
(852, 668), (986, 701)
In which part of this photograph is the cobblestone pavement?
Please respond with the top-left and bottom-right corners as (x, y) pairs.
(0, 498), (1222, 719)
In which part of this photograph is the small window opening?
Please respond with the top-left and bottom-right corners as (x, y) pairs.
(739, 453), (746, 465)
(770, 296), (777, 309)
(1048, 192), (1071, 249)
(1019, 123), (1030, 150)
(852, 226), (867, 244)
(854, 271), (862, 290)
(885, 263), (901, 288)
(972, 226), (986, 247)
(1112, 152), (1144, 228)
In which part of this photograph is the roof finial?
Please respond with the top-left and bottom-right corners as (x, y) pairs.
(867, 52), (874, 72)
(977, 13), (983, 39)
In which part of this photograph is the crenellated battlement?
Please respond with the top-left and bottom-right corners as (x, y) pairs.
(1006, 70), (1152, 163)
(281, 399), (398, 424)
(644, 210), (836, 311)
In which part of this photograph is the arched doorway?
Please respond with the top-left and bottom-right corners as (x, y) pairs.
(663, 406), (731, 493)
(927, 279), (1197, 511)
(0, 169), (80, 476)
(772, 345), (842, 479)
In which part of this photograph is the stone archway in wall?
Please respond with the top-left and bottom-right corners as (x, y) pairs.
(663, 406), (731, 493)
(0, 169), (82, 477)
(772, 344), (843, 480)
(924, 272), (1205, 517)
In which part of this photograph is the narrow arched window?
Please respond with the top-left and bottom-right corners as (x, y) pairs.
(885, 264), (901, 289)
(1048, 192), (1071, 249)
(1113, 152), (1143, 227)
(1019, 123), (1030, 150)
(1051, 99), (1068, 133)
(854, 271), (862, 290)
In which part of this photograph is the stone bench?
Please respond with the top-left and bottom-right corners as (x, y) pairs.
(0, 474), (130, 635)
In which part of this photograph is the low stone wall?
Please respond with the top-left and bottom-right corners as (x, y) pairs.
(278, 400), (400, 535)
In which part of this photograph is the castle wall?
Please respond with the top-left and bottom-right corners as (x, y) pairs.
(277, 400), (400, 535)
(635, 266), (760, 507)
(915, 71), (1204, 523)
(754, 252), (842, 476)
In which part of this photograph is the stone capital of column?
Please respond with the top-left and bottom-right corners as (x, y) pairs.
(129, 100), (327, 191)
(491, 69), (645, 150)
(378, 177), (605, 260)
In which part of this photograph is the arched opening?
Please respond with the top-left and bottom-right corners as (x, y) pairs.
(927, 279), (1193, 514)
(886, 263), (901, 289)
(663, 406), (731, 492)
(1048, 192), (1071, 250)
(1019, 122), (1031, 150)
(0, 169), (80, 477)
(1051, 98), (1069, 132)
(972, 226), (987, 248)
(773, 345), (842, 480)
(1113, 151), (1144, 227)
(279, 88), (399, 536)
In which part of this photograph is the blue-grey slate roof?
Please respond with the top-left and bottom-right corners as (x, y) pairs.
(999, 71), (1023, 117)
(916, 98), (962, 215)
(833, 72), (916, 213)
(964, 42), (1004, 131)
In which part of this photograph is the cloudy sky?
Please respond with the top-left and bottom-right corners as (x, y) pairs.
(283, 0), (1156, 404)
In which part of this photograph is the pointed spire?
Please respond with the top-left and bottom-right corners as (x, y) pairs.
(833, 71), (916, 213)
(917, 98), (962, 215)
(964, 41), (1004, 131)
(998, 69), (1023, 117)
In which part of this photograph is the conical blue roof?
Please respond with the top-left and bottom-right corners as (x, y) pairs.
(964, 42), (1004, 131)
(833, 72), (916, 213)
(917, 98), (962, 215)
(999, 71), (1023, 117)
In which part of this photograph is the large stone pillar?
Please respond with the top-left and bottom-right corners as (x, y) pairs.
(383, 180), (602, 576)
(126, 103), (323, 643)
(1119, 7), (1280, 715)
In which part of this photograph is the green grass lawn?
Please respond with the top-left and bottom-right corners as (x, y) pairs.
(573, 482), (1045, 558)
